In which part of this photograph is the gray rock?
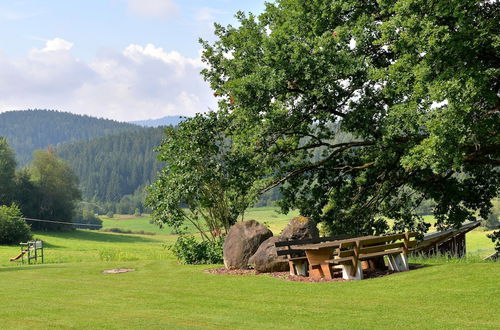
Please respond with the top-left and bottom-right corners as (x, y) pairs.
(279, 216), (319, 241)
(223, 220), (273, 269)
(249, 236), (289, 273)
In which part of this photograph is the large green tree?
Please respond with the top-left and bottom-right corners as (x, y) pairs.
(200, 0), (499, 236)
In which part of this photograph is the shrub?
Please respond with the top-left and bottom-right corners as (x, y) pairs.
(170, 235), (224, 264)
(73, 209), (103, 230)
(100, 227), (155, 235)
(0, 204), (32, 245)
(106, 211), (114, 218)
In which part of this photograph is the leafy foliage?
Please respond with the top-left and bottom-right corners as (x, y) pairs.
(0, 204), (32, 245)
(170, 235), (224, 264)
(200, 0), (499, 236)
(147, 112), (262, 240)
(0, 137), (82, 231)
(72, 208), (103, 230)
(487, 231), (500, 253)
(28, 149), (81, 230)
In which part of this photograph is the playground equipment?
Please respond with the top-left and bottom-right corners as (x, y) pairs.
(9, 240), (44, 264)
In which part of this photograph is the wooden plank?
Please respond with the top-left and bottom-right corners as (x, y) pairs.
(358, 242), (403, 255)
(338, 249), (355, 258)
(324, 257), (354, 264)
(288, 256), (308, 261)
(359, 233), (406, 246)
(274, 234), (351, 247)
(359, 248), (404, 260)
(276, 249), (305, 256)
(351, 241), (361, 276)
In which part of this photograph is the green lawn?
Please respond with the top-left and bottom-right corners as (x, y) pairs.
(0, 207), (498, 328)
(0, 259), (498, 329)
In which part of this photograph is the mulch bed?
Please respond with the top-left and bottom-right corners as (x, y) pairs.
(205, 264), (423, 282)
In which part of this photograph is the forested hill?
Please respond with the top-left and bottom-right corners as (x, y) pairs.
(56, 127), (165, 202)
(130, 115), (185, 127)
(0, 110), (141, 165)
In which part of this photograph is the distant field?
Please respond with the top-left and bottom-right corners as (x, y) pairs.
(100, 207), (301, 236)
(101, 215), (171, 234)
(100, 207), (496, 257)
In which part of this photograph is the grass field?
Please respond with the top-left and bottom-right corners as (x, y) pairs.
(0, 207), (498, 329)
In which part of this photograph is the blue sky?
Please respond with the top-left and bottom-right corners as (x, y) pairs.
(0, 0), (265, 121)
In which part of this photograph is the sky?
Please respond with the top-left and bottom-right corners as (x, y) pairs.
(0, 0), (265, 121)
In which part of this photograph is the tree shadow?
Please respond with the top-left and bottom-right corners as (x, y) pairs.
(33, 230), (162, 244)
(0, 264), (64, 273)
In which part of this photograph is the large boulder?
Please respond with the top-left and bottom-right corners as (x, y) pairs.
(248, 236), (289, 273)
(223, 220), (273, 269)
(279, 216), (319, 241)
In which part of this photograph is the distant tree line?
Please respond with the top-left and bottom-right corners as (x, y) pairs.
(0, 109), (140, 166)
(55, 127), (165, 212)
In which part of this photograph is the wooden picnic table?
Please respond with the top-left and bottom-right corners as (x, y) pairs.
(293, 233), (417, 280)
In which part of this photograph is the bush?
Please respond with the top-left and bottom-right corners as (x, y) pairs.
(100, 227), (155, 235)
(170, 235), (224, 264)
(106, 211), (114, 218)
(73, 209), (103, 230)
(0, 204), (32, 245)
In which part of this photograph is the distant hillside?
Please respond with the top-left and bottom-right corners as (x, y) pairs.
(56, 127), (165, 202)
(0, 110), (141, 165)
(130, 115), (185, 127)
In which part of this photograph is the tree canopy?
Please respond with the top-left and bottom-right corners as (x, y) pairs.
(199, 0), (499, 236)
(29, 148), (81, 229)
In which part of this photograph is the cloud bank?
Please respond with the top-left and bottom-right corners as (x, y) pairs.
(127, 0), (179, 19)
(0, 38), (215, 121)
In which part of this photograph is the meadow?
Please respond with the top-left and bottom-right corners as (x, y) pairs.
(0, 207), (498, 329)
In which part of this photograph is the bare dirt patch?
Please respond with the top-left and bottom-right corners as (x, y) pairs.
(102, 268), (136, 274)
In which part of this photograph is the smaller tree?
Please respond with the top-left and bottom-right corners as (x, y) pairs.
(0, 204), (32, 245)
(147, 112), (261, 241)
(29, 148), (81, 230)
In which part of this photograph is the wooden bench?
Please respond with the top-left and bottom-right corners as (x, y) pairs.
(300, 232), (418, 280)
(274, 235), (351, 276)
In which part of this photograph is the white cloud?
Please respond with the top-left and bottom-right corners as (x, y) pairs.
(127, 0), (178, 19)
(195, 7), (217, 21)
(0, 39), (216, 121)
(41, 38), (73, 52)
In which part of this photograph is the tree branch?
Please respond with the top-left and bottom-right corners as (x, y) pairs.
(262, 141), (374, 193)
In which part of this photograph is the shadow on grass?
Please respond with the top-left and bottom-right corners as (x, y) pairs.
(0, 264), (64, 272)
(33, 229), (160, 244)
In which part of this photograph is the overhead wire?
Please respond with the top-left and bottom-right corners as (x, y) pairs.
(9, 216), (101, 228)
